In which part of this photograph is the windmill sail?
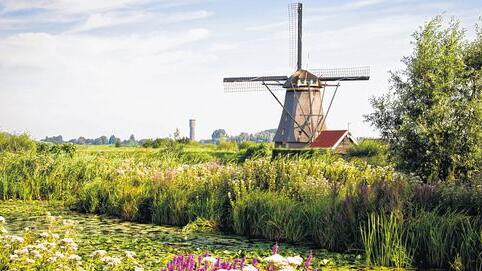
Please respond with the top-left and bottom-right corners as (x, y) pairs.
(223, 75), (287, 92)
(311, 66), (370, 81)
(289, 3), (302, 70)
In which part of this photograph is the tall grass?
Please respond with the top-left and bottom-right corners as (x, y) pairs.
(405, 209), (482, 270)
(1, 135), (481, 269)
(360, 212), (411, 268)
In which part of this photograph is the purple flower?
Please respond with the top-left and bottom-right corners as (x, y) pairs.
(304, 250), (313, 270)
(272, 243), (279, 255)
(252, 258), (258, 267)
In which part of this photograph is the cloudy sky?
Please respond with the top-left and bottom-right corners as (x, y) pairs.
(0, 0), (480, 141)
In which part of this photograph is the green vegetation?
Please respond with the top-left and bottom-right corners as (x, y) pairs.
(0, 132), (481, 269)
(366, 17), (482, 182)
(0, 201), (365, 270)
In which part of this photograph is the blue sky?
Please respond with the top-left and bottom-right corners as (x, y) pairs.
(0, 0), (480, 140)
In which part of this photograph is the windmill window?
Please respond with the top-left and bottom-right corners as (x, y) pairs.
(284, 116), (288, 121)
(281, 129), (285, 135)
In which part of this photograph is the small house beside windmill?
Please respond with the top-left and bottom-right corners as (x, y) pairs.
(223, 2), (369, 152)
(310, 130), (357, 154)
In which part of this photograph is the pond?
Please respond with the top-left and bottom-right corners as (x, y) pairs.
(0, 201), (396, 270)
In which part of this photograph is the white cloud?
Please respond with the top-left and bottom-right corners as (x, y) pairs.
(68, 10), (213, 33)
(1, 0), (149, 14)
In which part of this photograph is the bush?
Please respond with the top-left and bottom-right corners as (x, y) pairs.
(347, 139), (386, 157)
(237, 143), (273, 162)
(0, 132), (36, 153)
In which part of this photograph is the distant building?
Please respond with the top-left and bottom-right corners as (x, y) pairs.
(189, 119), (196, 141)
(310, 130), (357, 154)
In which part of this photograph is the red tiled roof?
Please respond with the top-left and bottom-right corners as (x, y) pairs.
(310, 130), (349, 148)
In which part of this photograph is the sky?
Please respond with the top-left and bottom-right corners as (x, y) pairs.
(0, 0), (480, 141)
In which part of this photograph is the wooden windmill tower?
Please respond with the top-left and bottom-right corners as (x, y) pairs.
(223, 3), (369, 148)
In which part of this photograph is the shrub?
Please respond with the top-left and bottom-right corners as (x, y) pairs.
(0, 132), (36, 153)
(238, 143), (273, 162)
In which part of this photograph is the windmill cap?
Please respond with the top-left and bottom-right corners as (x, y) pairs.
(283, 69), (322, 88)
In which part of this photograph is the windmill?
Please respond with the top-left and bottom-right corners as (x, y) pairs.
(223, 2), (369, 148)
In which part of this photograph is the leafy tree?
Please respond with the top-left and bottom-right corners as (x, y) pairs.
(99, 136), (108, 145)
(42, 135), (63, 144)
(76, 137), (87, 145)
(365, 17), (481, 183)
(108, 135), (117, 145)
(211, 129), (228, 142)
(173, 129), (180, 140)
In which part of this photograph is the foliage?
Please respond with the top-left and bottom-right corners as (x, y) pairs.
(229, 129), (277, 143)
(1, 201), (360, 270)
(0, 132), (36, 153)
(346, 139), (386, 158)
(217, 139), (238, 151)
(237, 143), (273, 162)
(346, 139), (389, 166)
(0, 135), (481, 269)
(0, 214), (143, 271)
(405, 209), (482, 270)
(37, 142), (77, 157)
(211, 129), (228, 142)
(182, 218), (220, 234)
(365, 16), (482, 182)
(360, 212), (411, 268)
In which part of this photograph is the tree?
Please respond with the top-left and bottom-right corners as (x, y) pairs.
(211, 129), (228, 142)
(42, 135), (63, 144)
(126, 134), (137, 146)
(365, 17), (481, 183)
(173, 129), (180, 140)
(108, 135), (117, 145)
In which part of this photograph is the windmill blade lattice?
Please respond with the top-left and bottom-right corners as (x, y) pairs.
(223, 80), (286, 93)
(311, 66), (370, 81)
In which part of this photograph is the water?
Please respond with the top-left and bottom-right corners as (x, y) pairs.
(0, 200), (394, 270)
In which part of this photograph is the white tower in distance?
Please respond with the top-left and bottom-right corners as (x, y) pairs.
(189, 119), (196, 141)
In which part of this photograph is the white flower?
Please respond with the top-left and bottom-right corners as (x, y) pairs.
(201, 256), (217, 265)
(68, 254), (82, 262)
(91, 250), (107, 258)
(37, 243), (47, 251)
(242, 264), (258, 271)
(25, 258), (35, 264)
(31, 250), (42, 258)
(278, 267), (295, 271)
(134, 267), (144, 271)
(101, 256), (122, 266)
(286, 256), (303, 266)
(9, 235), (24, 243)
(54, 251), (65, 258)
(61, 238), (74, 244)
(52, 234), (60, 239)
(264, 254), (288, 266)
(0, 216), (5, 223)
(14, 248), (29, 255)
(125, 250), (136, 259)
(9, 254), (18, 260)
(39, 232), (49, 238)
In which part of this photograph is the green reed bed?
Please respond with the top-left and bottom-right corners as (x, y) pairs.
(0, 139), (481, 270)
